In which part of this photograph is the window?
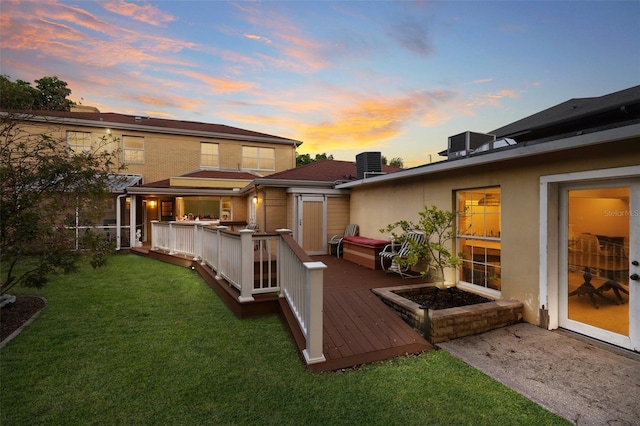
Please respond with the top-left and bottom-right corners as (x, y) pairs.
(242, 146), (275, 171)
(123, 136), (144, 164)
(200, 143), (219, 168)
(457, 187), (501, 291)
(67, 131), (92, 153)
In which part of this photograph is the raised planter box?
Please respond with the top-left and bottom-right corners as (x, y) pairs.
(372, 283), (523, 344)
(342, 236), (389, 270)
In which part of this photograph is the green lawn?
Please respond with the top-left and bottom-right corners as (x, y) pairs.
(1, 254), (569, 425)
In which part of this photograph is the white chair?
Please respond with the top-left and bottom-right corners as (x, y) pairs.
(379, 231), (426, 277)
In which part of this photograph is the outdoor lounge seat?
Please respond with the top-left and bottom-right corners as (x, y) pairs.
(379, 230), (426, 277)
(328, 224), (359, 257)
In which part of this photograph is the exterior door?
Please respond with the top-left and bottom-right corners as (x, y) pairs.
(296, 195), (326, 255)
(559, 179), (639, 351)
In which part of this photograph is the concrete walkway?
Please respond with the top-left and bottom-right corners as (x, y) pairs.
(439, 323), (640, 426)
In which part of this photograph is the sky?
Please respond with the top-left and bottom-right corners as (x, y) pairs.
(1, 1), (639, 167)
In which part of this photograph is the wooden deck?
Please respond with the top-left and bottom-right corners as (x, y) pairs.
(307, 255), (433, 372)
(130, 248), (433, 372)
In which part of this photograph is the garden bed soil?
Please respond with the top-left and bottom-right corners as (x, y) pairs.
(372, 284), (524, 344)
(400, 286), (492, 310)
(1, 295), (46, 342)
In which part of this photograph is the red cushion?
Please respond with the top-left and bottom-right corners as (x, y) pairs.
(343, 236), (389, 247)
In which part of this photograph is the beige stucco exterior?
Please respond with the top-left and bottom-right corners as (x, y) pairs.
(348, 138), (640, 325)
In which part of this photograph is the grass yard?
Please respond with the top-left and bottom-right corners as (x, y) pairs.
(0, 254), (569, 425)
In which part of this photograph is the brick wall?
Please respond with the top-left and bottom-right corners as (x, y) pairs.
(427, 299), (523, 343)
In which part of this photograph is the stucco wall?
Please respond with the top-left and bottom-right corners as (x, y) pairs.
(349, 139), (639, 325)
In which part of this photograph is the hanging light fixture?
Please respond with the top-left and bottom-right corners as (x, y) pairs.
(478, 194), (500, 206)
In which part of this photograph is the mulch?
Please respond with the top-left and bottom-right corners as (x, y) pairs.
(403, 287), (492, 310)
(1, 295), (46, 342)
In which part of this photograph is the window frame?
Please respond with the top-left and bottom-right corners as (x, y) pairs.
(200, 142), (220, 169)
(66, 131), (92, 154)
(456, 187), (502, 295)
(123, 135), (145, 164)
(242, 146), (275, 171)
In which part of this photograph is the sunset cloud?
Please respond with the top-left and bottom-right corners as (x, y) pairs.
(2, 1), (633, 164)
(102, 1), (176, 26)
(465, 89), (519, 108)
(292, 89), (456, 152)
(172, 69), (257, 94)
(244, 33), (272, 44)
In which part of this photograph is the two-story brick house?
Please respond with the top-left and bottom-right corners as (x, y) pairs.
(5, 109), (301, 248)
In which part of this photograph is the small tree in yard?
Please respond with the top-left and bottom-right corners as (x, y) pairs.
(380, 205), (461, 288)
(1, 113), (124, 296)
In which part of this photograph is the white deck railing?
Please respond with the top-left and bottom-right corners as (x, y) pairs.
(149, 221), (326, 364)
(277, 232), (327, 364)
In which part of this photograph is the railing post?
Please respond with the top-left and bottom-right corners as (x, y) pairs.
(193, 223), (201, 261)
(151, 221), (158, 250)
(214, 226), (228, 279)
(239, 229), (255, 302)
(304, 261), (327, 364)
(168, 222), (176, 254)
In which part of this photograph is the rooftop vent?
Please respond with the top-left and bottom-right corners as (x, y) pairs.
(447, 131), (496, 159)
(356, 152), (382, 179)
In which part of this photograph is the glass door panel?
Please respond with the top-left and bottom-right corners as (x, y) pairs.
(565, 186), (631, 337)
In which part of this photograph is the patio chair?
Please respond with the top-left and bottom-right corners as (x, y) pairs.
(380, 230), (426, 277)
(328, 224), (359, 257)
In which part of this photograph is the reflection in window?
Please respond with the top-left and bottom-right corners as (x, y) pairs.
(567, 187), (629, 335)
(123, 136), (144, 164)
(201, 142), (219, 168)
(457, 188), (502, 291)
(242, 146), (275, 171)
(67, 131), (92, 153)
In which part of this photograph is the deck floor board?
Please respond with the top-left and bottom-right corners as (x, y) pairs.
(310, 255), (433, 371)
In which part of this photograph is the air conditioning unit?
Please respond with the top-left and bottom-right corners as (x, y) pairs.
(356, 152), (382, 179)
(447, 132), (496, 159)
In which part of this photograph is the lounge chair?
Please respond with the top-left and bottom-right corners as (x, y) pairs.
(328, 224), (359, 257)
(379, 230), (426, 277)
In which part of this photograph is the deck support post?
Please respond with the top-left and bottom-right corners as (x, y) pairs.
(239, 229), (255, 302)
(303, 261), (327, 364)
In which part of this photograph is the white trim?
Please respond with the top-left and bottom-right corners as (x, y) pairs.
(539, 165), (640, 350)
(286, 187), (349, 195)
(340, 124), (640, 189)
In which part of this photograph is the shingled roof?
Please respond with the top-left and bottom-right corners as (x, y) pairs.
(491, 85), (640, 140)
(262, 159), (402, 183)
(5, 110), (301, 145)
(135, 169), (258, 191)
